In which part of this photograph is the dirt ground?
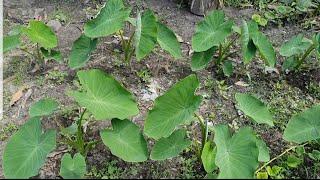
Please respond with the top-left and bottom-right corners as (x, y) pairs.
(2, 0), (320, 179)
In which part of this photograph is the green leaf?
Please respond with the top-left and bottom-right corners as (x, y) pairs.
(256, 137), (270, 162)
(222, 60), (233, 77)
(3, 35), (21, 53)
(214, 125), (259, 178)
(69, 69), (139, 120)
(157, 22), (182, 59)
(3, 117), (56, 178)
(100, 119), (148, 162)
(23, 20), (58, 49)
(191, 47), (216, 71)
(256, 172), (268, 179)
(29, 98), (59, 117)
(252, 14), (268, 26)
(241, 20), (257, 64)
(280, 34), (312, 57)
(192, 10), (234, 52)
(266, 166), (283, 177)
(144, 74), (202, 139)
(252, 31), (276, 67)
(283, 105), (320, 143)
(286, 155), (302, 168)
(68, 35), (98, 69)
(201, 141), (217, 173)
(84, 0), (131, 38)
(40, 47), (62, 62)
(308, 150), (320, 161)
(135, 10), (158, 61)
(235, 93), (274, 126)
(150, 129), (191, 160)
(59, 153), (86, 179)
(61, 123), (78, 136)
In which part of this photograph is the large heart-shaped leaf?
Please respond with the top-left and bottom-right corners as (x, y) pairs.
(84, 0), (131, 38)
(23, 20), (58, 49)
(283, 105), (320, 144)
(157, 22), (182, 59)
(3, 117), (56, 178)
(150, 129), (191, 160)
(201, 141), (217, 173)
(192, 10), (234, 52)
(191, 47), (216, 71)
(4, 35), (21, 53)
(100, 119), (148, 162)
(68, 35), (98, 69)
(214, 125), (259, 179)
(135, 10), (158, 61)
(241, 20), (257, 64)
(29, 98), (59, 118)
(59, 153), (86, 179)
(144, 74), (202, 139)
(69, 69), (139, 120)
(252, 31), (276, 67)
(280, 34), (312, 57)
(235, 93), (274, 126)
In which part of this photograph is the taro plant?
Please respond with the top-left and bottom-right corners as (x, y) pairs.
(3, 68), (320, 179)
(3, 20), (61, 66)
(191, 10), (276, 77)
(280, 33), (320, 71)
(199, 93), (320, 178)
(68, 0), (182, 69)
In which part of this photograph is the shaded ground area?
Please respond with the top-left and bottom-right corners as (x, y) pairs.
(2, 0), (320, 178)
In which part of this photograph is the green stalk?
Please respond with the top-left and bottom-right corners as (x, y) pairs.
(76, 108), (87, 156)
(36, 43), (44, 64)
(194, 113), (208, 153)
(296, 44), (316, 68)
(255, 142), (308, 174)
(216, 35), (239, 65)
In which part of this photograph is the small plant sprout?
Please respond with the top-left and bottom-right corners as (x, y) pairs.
(280, 33), (320, 71)
(4, 21), (61, 68)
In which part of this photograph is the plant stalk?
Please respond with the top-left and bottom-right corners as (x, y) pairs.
(216, 35), (239, 65)
(255, 142), (308, 174)
(297, 44), (316, 68)
(194, 113), (207, 152)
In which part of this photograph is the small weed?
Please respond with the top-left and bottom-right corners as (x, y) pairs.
(136, 69), (151, 82)
(0, 123), (18, 141)
(49, 10), (70, 24)
(46, 70), (67, 84)
(87, 160), (122, 179)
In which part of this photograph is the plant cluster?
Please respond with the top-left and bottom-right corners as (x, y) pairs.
(3, 0), (320, 179)
(4, 21), (61, 65)
(68, 0), (182, 69)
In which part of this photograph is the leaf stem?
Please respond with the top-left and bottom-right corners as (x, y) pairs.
(194, 113), (207, 152)
(76, 108), (87, 156)
(297, 44), (316, 68)
(255, 142), (308, 174)
(216, 35), (239, 65)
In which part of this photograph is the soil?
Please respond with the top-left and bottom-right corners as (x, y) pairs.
(2, 0), (320, 179)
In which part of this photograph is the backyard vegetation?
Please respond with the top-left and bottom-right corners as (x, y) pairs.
(2, 0), (320, 179)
